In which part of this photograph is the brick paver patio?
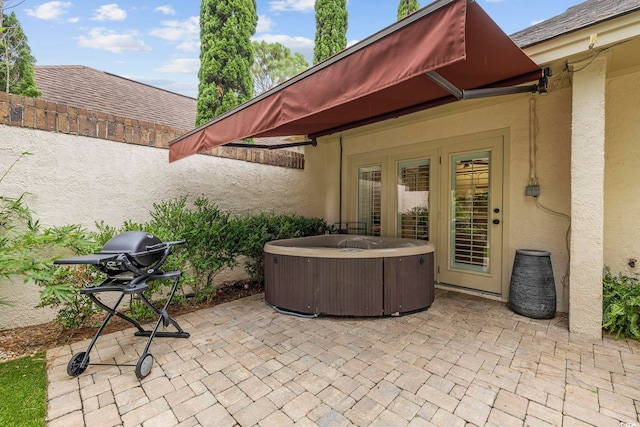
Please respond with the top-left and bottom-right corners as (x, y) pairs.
(46, 289), (640, 426)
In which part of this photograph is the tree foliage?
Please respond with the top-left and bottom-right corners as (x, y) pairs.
(0, 3), (41, 97)
(313, 0), (348, 65)
(397, 0), (420, 20)
(251, 41), (308, 95)
(196, 0), (257, 127)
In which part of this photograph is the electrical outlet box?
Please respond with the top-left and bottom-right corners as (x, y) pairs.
(526, 185), (540, 197)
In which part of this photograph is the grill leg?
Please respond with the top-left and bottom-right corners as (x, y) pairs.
(67, 292), (128, 377)
(88, 293), (147, 334)
(135, 273), (190, 357)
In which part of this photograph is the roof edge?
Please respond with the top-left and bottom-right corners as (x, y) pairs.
(523, 10), (640, 66)
(511, 2), (640, 49)
(35, 65), (196, 101)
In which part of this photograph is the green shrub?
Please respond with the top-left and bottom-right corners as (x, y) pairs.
(32, 193), (327, 328)
(603, 267), (640, 339)
(237, 212), (327, 283)
(148, 197), (241, 302)
(37, 264), (101, 329)
(1, 195), (94, 291)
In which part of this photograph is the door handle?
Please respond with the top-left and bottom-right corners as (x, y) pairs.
(493, 219), (500, 225)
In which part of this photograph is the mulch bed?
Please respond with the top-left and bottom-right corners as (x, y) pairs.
(0, 281), (263, 362)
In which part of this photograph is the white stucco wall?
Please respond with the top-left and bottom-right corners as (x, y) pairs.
(321, 87), (572, 311)
(0, 127), (326, 227)
(604, 69), (640, 277)
(0, 127), (327, 328)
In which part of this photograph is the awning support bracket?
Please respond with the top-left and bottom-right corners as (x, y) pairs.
(425, 67), (550, 100)
(225, 138), (318, 150)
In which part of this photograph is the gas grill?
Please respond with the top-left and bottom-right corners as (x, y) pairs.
(54, 231), (189, 379)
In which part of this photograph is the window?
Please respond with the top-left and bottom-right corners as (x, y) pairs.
(397, 159), (430, 240)
(358, 166), (382, 236)
(450, 153), (490, 272)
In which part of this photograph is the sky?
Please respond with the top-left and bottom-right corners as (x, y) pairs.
(7, 0), (585, 98)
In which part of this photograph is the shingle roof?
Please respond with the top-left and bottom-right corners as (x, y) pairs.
(34, 65), (196, 130)
(510, 0), (640, 48)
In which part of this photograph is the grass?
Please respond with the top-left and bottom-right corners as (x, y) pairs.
(0, 352), (47, 427)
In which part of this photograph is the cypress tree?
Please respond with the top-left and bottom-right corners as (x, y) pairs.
(397, 0), (420, 20)
(313, 0), (348, 65)
(0, 10), (41, 97)
(196, 0), (257, 127)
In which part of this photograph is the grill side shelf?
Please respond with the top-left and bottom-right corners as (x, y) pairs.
(54, 253), (120, 265)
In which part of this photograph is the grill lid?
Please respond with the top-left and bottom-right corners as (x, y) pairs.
(100, 231), (164, 267)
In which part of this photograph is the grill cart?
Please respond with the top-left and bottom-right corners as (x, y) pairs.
(54, 231), (190, 379)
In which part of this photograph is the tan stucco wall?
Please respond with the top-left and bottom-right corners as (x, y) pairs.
(604, 69), (640, 276)
(321, 87), (573, 311)
(0, 127), (328, 328)
(569, 56), (607, 337)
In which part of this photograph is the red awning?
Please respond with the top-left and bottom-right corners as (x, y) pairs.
(169, 0), (542, 162)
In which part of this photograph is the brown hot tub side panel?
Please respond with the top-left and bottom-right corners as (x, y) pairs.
(316, 258), (384, 316)
(265, 253), (314, 314)
(265, 253), (384, 316)
(383, 253), (435, 315)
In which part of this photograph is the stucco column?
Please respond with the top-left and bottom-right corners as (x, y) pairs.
(569, 56), (607, 337)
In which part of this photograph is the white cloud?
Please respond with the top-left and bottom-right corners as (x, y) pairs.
(92, 4), (127, 21)
(76, 28), (151, 53)
(257, 14), (275, 33)
(177, 41), (200, 52)
(149, 17), (199, 42)
(68, 17), (80, 23)
(156, 58), (200, 74)
(253, 33), (314, 62)
(155, 6), (176, 16)
(269, 0), (315, 12)
(149, 17), (200, 52)
(25, 1), (72, 20)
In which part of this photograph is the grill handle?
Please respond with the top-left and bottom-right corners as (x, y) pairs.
(145, 240), (186, 252)
(142, 240), (186, 276)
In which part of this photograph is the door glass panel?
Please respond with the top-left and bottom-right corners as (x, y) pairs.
(358, 165), (382, 236)
(450, 152), (490, 273)
(397, 159), (430, 240)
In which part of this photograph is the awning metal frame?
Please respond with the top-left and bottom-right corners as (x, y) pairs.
(225, 138), (317, 150)
(222, 70), (551, 151)
(426, 66), (551, 100)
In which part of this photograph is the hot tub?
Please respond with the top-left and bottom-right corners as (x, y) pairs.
(264, 235), (435, 316)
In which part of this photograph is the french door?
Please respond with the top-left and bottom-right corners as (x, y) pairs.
(354, 152), (435, 242)
(438, 138), (503, 294)
(350, 135), (504, 295)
